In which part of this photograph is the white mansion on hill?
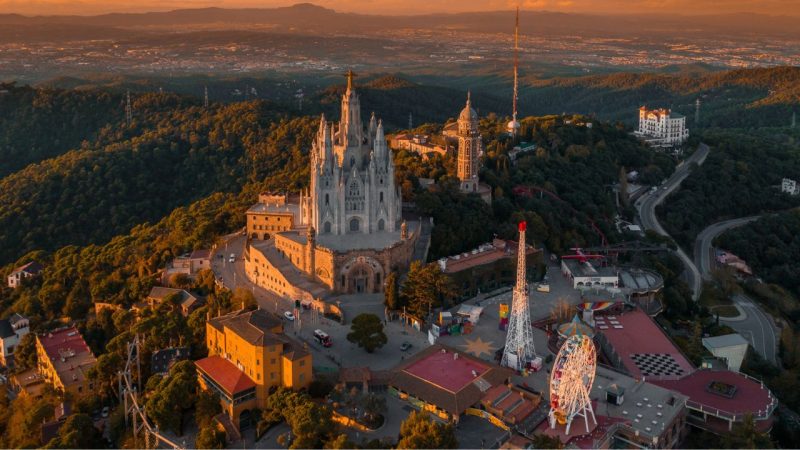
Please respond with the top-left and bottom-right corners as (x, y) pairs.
(635, 106), (689, 148)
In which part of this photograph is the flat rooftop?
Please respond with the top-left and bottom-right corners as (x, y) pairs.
(281, 222), (416, 252)
(562, 258), (617, 278)
(597, 309), (693, 380)
(405, 348), (490, 393)
(440, 239), (539, 274)
(654, 370), (775, 419)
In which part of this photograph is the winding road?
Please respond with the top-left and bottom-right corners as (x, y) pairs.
(635, 143), (710, 301)
(694, 215), (779, 364)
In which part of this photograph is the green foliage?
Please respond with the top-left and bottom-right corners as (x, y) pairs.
(45, 413), (105, 449)
(11, 332), (37, 372)
(721, 414), (775, 449)
(716, 209), (800, 300)
(195, 389), (222, 429)
(0, 83), (125, 177)
(396, 410), (457, 449)
(346, 313), (388, 353)
(384, 272), (399, 311)
(399, 261), (457, 318)
(196, 425), (226, 449)
(659, 128), (800, 248)
(144, 360), (198, 436)
(262, 388), (336, 449)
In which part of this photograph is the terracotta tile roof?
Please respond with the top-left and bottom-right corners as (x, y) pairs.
(208, 309), (284, 346)
(10, 261), (43, 276)
(390, 344), (512, 416)
(195, 355), (256, 395)
(38, 327), (96, 388)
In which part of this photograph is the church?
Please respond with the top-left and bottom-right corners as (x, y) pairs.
(243, 72), (420, 300)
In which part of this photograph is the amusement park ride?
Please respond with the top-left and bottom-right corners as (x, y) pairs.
(500, 221), (537, 371)
(549, 334), (598, 434)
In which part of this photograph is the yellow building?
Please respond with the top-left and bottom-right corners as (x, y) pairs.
(246, 193), (308, 240)
(195, 309), (312, 430)
(35, 327), (97, 398)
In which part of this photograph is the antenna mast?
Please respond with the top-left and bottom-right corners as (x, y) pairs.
(507, 7), (521, 138)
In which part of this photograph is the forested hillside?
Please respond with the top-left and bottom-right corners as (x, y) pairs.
(0, 91), (312, 265)
(658, 127), (800, 247)
(716, 209), (800, 299)
(0, 83), (125, 176)
(520, 66), (800, 126)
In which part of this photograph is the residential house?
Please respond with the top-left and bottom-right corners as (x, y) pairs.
(7, 261), (44, 288)
(36, 327), (97, 398)
(0, 313), (29, 367)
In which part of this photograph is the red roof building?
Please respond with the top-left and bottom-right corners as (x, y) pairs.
(195, 355), (257, 396)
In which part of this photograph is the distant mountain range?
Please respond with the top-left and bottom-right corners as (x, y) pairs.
(1, 3), (798, 38)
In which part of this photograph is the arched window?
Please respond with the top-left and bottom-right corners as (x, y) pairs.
(375, 272), (381, 287)
(349, 180), (360, 197)
(325, 193), (329, 205)
(323, 222), (331, 233)
(378, 219), (385, 231)
(379, 192), (384, 203)
(349, 218), (360, 232)
(350, 156), (356, 168)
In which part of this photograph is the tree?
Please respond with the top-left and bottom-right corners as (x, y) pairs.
(231, 287), (257, 310)
(347, 314), (388, 353)
(45, 413), (104, 449)
(195, 389), (222, 429)
(12, 333), (37, 371)
(195, 425), (226, 449)
(401, 261), (457, 318)
(325, 434), (357, 449)
(170, 273), (193, 289)
(144, 360), (198, 435)
(396, 411), (457, 449)
(722, 414), (774, 449)
(384, 271), (399, 311)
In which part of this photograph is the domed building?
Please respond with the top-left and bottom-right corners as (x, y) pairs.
(455, 93), (492, 204)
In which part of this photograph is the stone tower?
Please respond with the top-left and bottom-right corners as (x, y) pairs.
(457, 92), (482, 194)
(309, 71), (401, 236)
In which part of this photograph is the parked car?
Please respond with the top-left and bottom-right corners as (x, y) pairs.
(101, 406), (110, 418)
(400, 341), (412, 351)
(284, 311), (295, 321)
(229, 253), (236, 263)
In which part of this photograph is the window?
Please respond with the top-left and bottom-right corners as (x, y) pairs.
(270, 372), (276, 380)
(325, 193), (329, 206)
(270, 358), (276, 364)
(257, 374), (260, 381)
(349, 180), (360, 197)
(299, 360), (305, 367)
(379, 192), (384, 202)
(299, 373), (305, 382)
(324, 222), (331, 233)
(378, 219), (385, 231)
(349, 218), (360, 232)
(256, 359), (260, 366)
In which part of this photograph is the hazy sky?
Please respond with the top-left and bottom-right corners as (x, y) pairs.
(2, 0), (798, 16)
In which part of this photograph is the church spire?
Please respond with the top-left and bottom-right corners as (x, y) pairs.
(346, 70), (356, 93)
(374, 119), (387, 163)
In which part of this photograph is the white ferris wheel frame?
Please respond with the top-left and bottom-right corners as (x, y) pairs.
(549, 334), (598, 435)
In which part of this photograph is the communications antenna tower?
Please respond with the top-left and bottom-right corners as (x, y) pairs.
(506, 6), (521, 138)
(125, 90), (133, 126)
(695, 98), (701, 125)
(501, 221), (536, 371)
(119, 334), (184, 449)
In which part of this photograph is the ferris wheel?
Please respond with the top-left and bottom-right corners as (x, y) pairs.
(548, 334), (598, 434)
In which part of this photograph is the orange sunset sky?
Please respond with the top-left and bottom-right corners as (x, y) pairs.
(2, 0), (798, 16)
